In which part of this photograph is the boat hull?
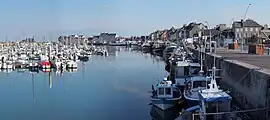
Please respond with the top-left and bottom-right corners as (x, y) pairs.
(41, 65), (51, 69)
(151, 98), (180, 110)
(78, 56), (89, 62)
(150, 105), (180, 120)
(109, 43), (127, 46)
(183, 91), (200, 108)
(66, 64), (78, 69)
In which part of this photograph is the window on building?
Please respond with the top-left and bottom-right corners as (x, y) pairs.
(250, 28), (253, 31)
(240, 28), (243, 32)
(255, 28), (259, 31)
(236, 28), (239, 32)
(245, 28), (248, 32)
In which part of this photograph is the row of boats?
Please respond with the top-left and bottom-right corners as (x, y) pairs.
(0, 42), (109, 72)
(149, 43), (236, 120)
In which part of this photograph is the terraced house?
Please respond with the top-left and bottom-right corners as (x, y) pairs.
(178, 22), (207, 39)
(232, 19), (262, 43)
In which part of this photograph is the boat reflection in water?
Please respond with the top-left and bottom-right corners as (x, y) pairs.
(150, 105), (181, 120)
(55, 69), (64, 76)
(41, 68), (51, 73)
(66, 68), (78, 73)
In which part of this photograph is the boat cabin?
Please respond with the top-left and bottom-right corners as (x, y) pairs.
(175, 62), (201, 77)
(171, 61), (201, 88)
(198, 84), (232, 120)
(156, 81), (174, 98)
(186, 76), (211, 90)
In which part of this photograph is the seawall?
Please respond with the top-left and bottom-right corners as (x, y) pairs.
(189, 48), (270, 120)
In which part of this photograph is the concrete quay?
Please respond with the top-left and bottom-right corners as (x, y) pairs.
(189, 47), (270, 120)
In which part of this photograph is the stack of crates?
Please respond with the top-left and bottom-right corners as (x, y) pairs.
(228, 43), (238, 49)
(248, 44), (264, 55)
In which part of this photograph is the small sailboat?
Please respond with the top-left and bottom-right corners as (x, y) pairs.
(66, 60), (77, 69)
(150, 80), (182, 110)
(152, 41), (166, 54)
(2, 60), (14, 69)
(78, 52), (90, 62)
(52, 57), (66, 70)
(142, 41), (151, 50)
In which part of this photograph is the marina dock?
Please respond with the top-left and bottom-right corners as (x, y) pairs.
(189, 46), (270, 120)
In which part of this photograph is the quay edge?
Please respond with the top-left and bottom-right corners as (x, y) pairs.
(188, 47), (270, 120)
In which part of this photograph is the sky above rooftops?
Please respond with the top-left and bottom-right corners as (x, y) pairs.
(0, 0), (269, 41)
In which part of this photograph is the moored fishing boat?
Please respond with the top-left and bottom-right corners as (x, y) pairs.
(183, 76), (210, 107)
(150, 80), (182, 110)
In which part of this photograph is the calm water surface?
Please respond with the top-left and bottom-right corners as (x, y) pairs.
(0, 47), (167, 120)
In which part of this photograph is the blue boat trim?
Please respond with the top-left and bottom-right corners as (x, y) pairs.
(184, 105), (200, 112)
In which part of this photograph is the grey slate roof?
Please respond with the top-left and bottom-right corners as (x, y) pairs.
(203, 29), (219, 36)
(233, 19), (262, 28)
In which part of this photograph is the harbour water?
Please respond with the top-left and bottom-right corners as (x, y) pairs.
(0, 47), (169, 120)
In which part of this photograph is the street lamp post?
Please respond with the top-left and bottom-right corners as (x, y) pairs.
(241, 4), (252, 51)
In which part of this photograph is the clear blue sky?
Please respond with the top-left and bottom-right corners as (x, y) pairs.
(0, 0), (269, 41)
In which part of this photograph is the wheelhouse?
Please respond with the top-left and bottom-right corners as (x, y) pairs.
(186, 76), (211, 90)
(156, 81), (174, 98)
(175, 62), (201, 78)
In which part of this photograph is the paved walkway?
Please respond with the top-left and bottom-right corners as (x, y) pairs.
(197, 47), (270, 70)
